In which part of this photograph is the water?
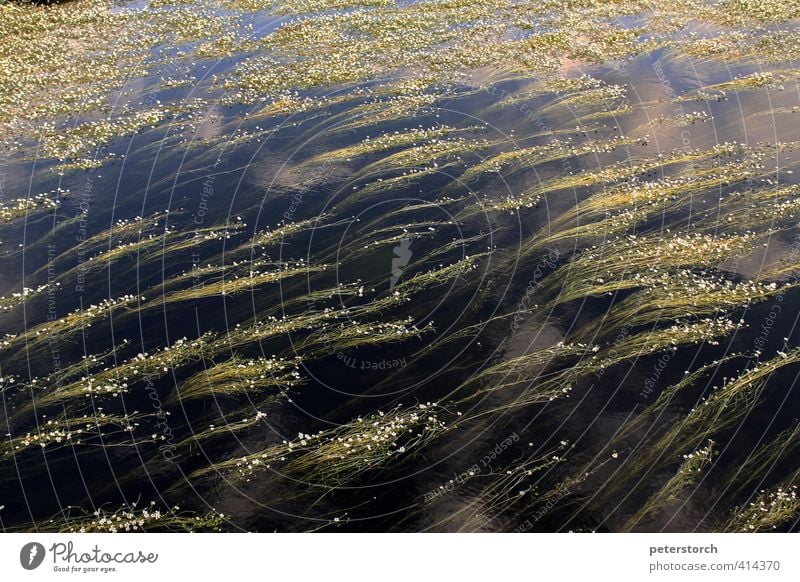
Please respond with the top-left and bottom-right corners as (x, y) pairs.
(1, 0), (800, 532)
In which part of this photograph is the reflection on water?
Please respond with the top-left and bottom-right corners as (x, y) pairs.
(1, 0), (800, 532)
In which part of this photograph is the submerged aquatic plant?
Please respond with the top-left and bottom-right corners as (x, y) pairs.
(16, 334), (215, 415)
(722, 485), (800, 532)
(0, 192), (61, 222)
(190, 403), (451, 488)
(624, 440), (716, 531)
(32, 503), (225, 533)
(2, 0), (800, 535)
(1, 411), (148, 461)
(170, 356), (303, 405)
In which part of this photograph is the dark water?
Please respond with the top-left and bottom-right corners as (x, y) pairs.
(2, 2), (800, 533)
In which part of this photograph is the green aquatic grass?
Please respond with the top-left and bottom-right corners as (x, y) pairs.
(1, 411), (149, 461)
(624, 440), (716, 531)
(14, 333), (215, 416)
(533, 232), (757, 311)
(146, 261), (326, 308)
(29, 503), (226, 533)
(188, 404), (452, 489)
(169, 356), (303, 405)
(600, 349), (800, 508)
(722, 485), (800, 532)
(2, 0), (800, 533)
(572, 271), (790, 343)
(0, 191), (61, 222)
(424, 445), (569, 532)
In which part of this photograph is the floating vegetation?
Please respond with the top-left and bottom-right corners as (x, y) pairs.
(705, 183), (800, 234)
(703, 0), (800, 26)
(0, 191), (62, 222)
(294, 318), (433, 357)
(574, 271), (789, 342)
(624, 440), (716, 531)
(40, 108), (170, 171)
(32, 503), (226, 533)
(303, 126), (471, 166)
(535, 233), (756, 310)
(722, 486), (800, 532)
(1, 411), (147, 461)
(16, 334), (214, 415)
(454, 135), (643, 190)
(601, 349), (800, 509)
(650, 111), (711, 127)
(424, 444), (570, 532)
(170, 356), (303, 405)
(396, 254), (486, 292)
(2, 0), (800, 535)
(722, 422), (800, 500)
(4, 294), (143, 352)
(0, 284), (49, 313)
(461, 342), (592, 394)
(678, 70), (799, 103)
(190, 404), (451, 488)
(173, 410), (269, 450)
(151, 261), (326, 307)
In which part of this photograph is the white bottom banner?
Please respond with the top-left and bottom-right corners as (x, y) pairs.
(0, 533), (796, 581)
